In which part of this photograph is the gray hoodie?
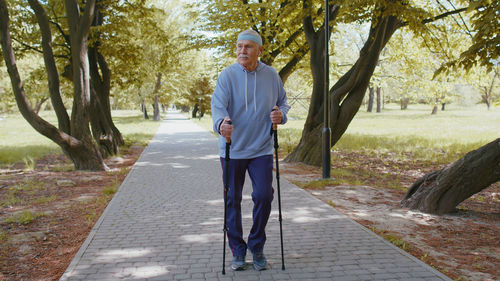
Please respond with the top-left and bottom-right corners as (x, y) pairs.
(211, 61), (290, 159)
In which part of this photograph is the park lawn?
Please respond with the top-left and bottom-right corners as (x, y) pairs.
(0, 110), (162, 167)
(195, 103), (500, 164)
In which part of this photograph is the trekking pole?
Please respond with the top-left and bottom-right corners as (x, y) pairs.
(222, 120), (231, 275)
(272, 116), (285, 270)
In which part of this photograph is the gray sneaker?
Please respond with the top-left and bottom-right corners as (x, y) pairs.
(253, 252), (267, 271)
(231, 255), (246, 271)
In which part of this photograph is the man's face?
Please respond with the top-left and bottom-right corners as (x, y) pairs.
(236, 40), (262, 68)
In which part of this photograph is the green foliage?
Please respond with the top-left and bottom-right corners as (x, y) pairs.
(296, 178), (341, 190)
(452, 0), (499, 72)
(383, 233), (408, 250)
(182, 75), (213, 117)
(0, 178), (46, 207)
(190, 0), (309, 77)
(0, 231), (7, 242)
(23, 156), (36, 170)
(31, 195), (57, 205)
(4, 210), (46, 225)
(102, 177), (120, 195)
(84, 211), (97, 226)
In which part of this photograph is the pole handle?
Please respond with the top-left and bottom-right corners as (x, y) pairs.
(271, 107), (279, 131)
(224, 120), (232, 143)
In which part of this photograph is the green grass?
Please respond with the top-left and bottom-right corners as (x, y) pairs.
(0, 179), (50, 207)
(3, 210), (46, 225)
(0, 110), (162, 166)
(194, 104), (500, 162)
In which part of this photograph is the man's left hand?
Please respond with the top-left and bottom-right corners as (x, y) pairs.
(270, 106), (282, 125)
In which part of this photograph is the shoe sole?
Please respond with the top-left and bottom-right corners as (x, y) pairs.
(231, 263), (247, 271)
(253, 263), (267, 271)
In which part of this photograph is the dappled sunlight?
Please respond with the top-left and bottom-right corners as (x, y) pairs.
(180, 232), (220, 243)
(197, 154), (220, 160)
(120, 265), (170, 278)
(134, 161), (166, 167)
(205, 198), (224, 205)
(200, 217), (222, 226)
(286, 206), (345, 223)
(166, 162), (190, 169)
(165, 154), (220, 161)
(387, 210), (437, 226)
(96, 248), (152, 262)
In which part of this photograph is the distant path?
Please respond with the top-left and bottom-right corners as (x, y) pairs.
(60, 111), (451, 280)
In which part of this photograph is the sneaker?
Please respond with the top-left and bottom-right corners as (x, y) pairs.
(231, 255), (246, 271)
(252, 252), (267, 271)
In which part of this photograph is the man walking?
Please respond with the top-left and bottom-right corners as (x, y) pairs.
(211, 30), (290, 271)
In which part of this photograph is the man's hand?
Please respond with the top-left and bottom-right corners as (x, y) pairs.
(220, 117), (233, 140)
(270, 106), (282, 125)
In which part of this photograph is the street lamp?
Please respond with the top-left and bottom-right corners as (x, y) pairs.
(322, 0), (331, 179)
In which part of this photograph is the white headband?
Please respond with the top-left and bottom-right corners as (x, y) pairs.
(237, 33), (262, 46)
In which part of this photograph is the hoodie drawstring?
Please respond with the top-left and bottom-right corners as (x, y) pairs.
(245, 73), (248, 112)
(253, 73), (257, 112)
(244, 70), (257, 112)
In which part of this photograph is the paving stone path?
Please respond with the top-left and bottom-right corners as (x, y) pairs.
(60, 111), (451, 281)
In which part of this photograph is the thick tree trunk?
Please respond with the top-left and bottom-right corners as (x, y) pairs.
(367, 87), (374, 112)
(87, 6), (123, 157)
(64, 0), (104, 170)
(401, 138), (500, 215)
(28, 0), (70, 134)
(286, 12), (401, 166)
(284, 3), (339, 165)
(88, 46), (123, 157)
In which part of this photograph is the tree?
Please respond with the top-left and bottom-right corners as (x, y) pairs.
(187, 75), (213, 119)
(401, 138), (500, 215)
(286, 1), (470, 165)
(466, 64), (499, 110)
(1, 0), (107, 170)
(191, 0), (310, 83)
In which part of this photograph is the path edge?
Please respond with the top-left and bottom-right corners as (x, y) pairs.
(59, 120), (166, 281)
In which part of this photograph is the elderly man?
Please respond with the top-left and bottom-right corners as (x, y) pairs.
(211, 30), (290, 271)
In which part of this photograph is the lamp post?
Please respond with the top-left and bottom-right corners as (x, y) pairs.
(322, 0), (331, 179)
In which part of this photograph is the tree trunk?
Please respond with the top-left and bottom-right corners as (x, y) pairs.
(192, 104), (199, 118)
(376, 87), (381, 113)
(400, 97), (409, 110)
(143, 104), (149, 119)
(64, 0), (105, 170)
(34, 97), (48, 114)
(401, 138), (500, 215)
(152, 73), (162, 121)
(484, 71), (497, 110)
(28, 0), (70, 134)
(367, 87), (374, 112)
(441, 103), (446, 111)
(284, 3), (339, 165)
(286, 12), (402, 166)
(431, 105), (438, 114)
(87, 5), (123, 157)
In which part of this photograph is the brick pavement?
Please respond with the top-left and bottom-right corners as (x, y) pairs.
(60, 111), (451, 281)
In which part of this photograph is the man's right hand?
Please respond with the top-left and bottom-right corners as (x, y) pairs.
(220, 117), (233, 140)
